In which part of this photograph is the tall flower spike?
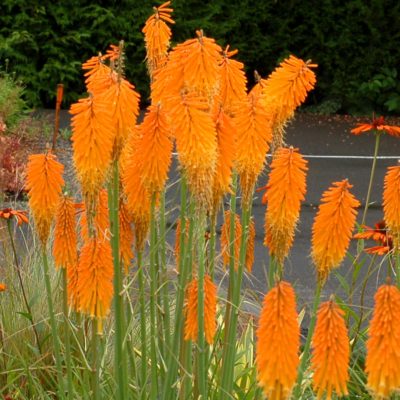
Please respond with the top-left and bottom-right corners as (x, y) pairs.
(26, 153), (64, 245)
(135, 104), (173, 194)
(383, 165), (400, 246)
(211, 106), (236, 214)
(263, 147), (308, 264)
(256, 281), (300, 400)
(70, 96), (114, 211)
(184, 274), (217, 345)
(218, 46), (247, 115)
(119, 197), (134, 272)
(235, 86), (272, 206)
(77, 237), (114, 333)
(53, 195), (78, 269)
(142, 1), (174, 78)
(169, 92), (217, 207)
(67, 261), (79, 309)
(366, 283), (400, 398)
(220, 210), (242, 269)
(311, 300), (350, 400)
(311, 180), (360, 284)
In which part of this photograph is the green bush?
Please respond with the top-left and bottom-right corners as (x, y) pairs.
(0, 0), (399, 114)
(0, 72), (26, 128)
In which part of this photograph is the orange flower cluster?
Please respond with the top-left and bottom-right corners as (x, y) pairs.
(383, 165), (400, 246)
(184, 274), (217, 345)
(53, 195), (77, 269)
(0, 208), (28, 226)
(351, 116), (400, 137)
(26, 153), (64, 245)
(263, 147), (308, 264)
(311, 180), (360, 283)
(366, 283), (400, 398)
(311, 300), (350, 400)
(256, 281), (300, 399)
(353, 221), (393, 255)
(142, 1), (174, 77)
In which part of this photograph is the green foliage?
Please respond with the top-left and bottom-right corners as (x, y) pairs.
(0, 0), (399, 113)
(0, 72), (26, 127)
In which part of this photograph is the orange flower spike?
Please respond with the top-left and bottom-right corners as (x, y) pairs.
(220, 210), (242, 269)
(170, 92), (218, 207)
(184, 275), (217, 345)
(311, 180), (360, 284)
(263, 147), (308, 263)
(70, 96), (114, 208)
(212, 106), (237, 213)
(83, 58), (114, 96)
(351, 115), (400, 137)
(219, 46), (247, 115)
(263, 55), (317, 111)
(53, 195), (78, 269)
(119, 198), (134, 272)
(235, 87), (273, 206)
(135, 104), (173, 193)
(26, 153), (64, 245)
(311, 300), (350, 400)
(142, 1), (174, 77)
(67, 262), (79, 309)
(383, 165), (400, 244)
(0, 208), (28, 226)
(77, 238), (114, 332)
(256, 281), (300, 400)
(245, 218), (256, 272)
(366, 283), (400, 398)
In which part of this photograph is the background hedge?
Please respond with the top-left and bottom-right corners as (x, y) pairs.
(1, 0), (399, 114)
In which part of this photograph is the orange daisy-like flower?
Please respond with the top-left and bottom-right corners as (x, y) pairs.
(218, 46), (247, 115)
(383, 165), (400, 245)
(0, 208), (28, 226)
(256, 281), (300, 399)
(142, 1), (174, 77)
(235, 86), (273, 206)
(26, 152), (64, 245)
(220, 210), (242, 269)
(311, 300), (350, 400)
(311, 180), (360, 284)
(77, 237), (114, 332)
(53, 195), (78, 269)
(351, 116), (400, 137)
(184, 274), (217, 345)
(366, 283), (400, 398)
(353, 221), (393, 256)
(0, 283), (6, 292)
(263, 55), (317, 111)
(263, 147), (308, 264)
(134, 104), (173, 194)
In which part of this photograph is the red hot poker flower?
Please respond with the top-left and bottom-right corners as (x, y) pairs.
(351, 116), (400, 137)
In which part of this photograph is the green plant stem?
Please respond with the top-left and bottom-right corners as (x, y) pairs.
(293, 282), (322, 399)
(149, 194), (158, 399)
(196, 211), (207, 398)
(220, 201), (251, 400)
(163, 178), (189, 400)
(42, 250), (65, 399)
(62, 268), (73, 399)
(209, 214), (217, 280)
(108, 160), (127, 400)
(137, 250), (147, 396)
(92, 319), (101, 400)
(361, 133), (381, 226)
(6, 221), (42, 355)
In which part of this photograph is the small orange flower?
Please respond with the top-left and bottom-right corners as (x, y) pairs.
(353, 221), (393, 255)
(53, 195), (78, 269)
(311, 300), (350, 400)
(0, 208), (28, 226)
(351, 116), (400, 137)
(311, 180), (360, 283)
(256, 281), (300, 399)
(26, 152), (64, 245)
(0, 283), (6, 292)
(184, 274), (217, 345)
(366, 283), (400, 398)
(383, 165), (400, 245)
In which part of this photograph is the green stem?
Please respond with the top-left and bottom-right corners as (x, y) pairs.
(163, 178), (189, 400)
(361, 133), (381, 226)
(209, 214), (217, 280)
(137, 250), (147, 396)
(42, 250), (65, 399)
(293, 283), (322, 399)
(108, 160), (127, 400)
(62, 268), (73, 398)
(92, 319), (101, 400)
(149, 194), (158, 399)
(6, 221), (42, 355)
(196, 211), (207, 398)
